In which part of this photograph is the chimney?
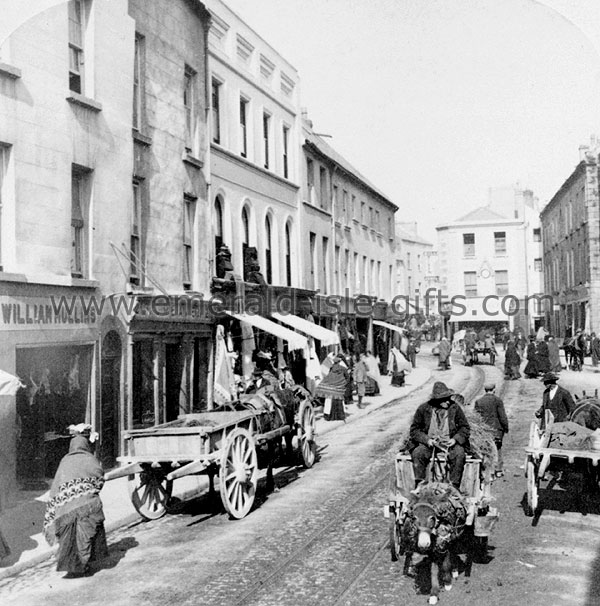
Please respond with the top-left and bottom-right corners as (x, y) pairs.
(579, 145), (590, 161)
(301, 107), (313, 129)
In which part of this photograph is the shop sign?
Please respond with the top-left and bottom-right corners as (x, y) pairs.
(134, 295), (209, 323)
(0, 295), (99, 330)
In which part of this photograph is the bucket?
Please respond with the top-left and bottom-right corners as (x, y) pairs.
(473, 507), (499, 537)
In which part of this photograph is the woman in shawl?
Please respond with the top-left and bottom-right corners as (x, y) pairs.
(536, 337), (551, 374)
(547, 335), (563, 372)
(523, 336), (539, 378)
(363, 350), (381, 396)
(315, 354), (348, 421)
(43, 424), (108, 577)
(504, 340), (521, 380)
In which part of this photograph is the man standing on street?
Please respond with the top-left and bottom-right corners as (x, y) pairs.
(353, 353), (368, 409)
(474, 383), (509, 478)
(406, 338), (418, 368)
(437, 336), (451, 370)
(408, 381), (470, 490)
(535, 372), (575, 428)
(591, 332), (600, 368)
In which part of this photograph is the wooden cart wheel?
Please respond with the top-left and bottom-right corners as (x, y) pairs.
(297, 399), (316, 468)
(389, 509), (402, 561)
(219, 427), (258, 519)
(128, 466), (173, 520)
(525, 456), (539, 517)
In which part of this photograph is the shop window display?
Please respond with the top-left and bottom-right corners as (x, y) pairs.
(16, 345), (92, 484)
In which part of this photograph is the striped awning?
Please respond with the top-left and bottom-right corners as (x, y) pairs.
(225, 312), (308, 351)
(272, 312), (340, 346)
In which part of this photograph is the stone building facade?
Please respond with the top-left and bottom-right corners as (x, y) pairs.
(300, 115), (397, 353)
(540, 151), (600, 337)
(205, 0), (302, 288)
(0, 0), (211, 500)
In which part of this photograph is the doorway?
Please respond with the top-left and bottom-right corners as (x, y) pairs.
(101, 331), (121, 468)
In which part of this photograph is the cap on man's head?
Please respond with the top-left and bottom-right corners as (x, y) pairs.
(542, 372), (558, 384)
(484, 382), (495, 391)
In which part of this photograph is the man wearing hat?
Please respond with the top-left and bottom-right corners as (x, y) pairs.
(408, 381), (470, 490)
(535, 372), (575, 428)
(474, 383), (509, 477)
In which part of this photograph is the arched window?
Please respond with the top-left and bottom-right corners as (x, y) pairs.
(242, 207), (250, 245)
(285, 222), (292, 286)
(265, 215), (272, 284)
(214, 196), (223, 250)
(242, 206), (250, 281)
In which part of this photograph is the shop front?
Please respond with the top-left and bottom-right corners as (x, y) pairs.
(0, 283), (99, 492)
(126, 295), (213, 431)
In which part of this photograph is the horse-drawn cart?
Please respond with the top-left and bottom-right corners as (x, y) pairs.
(104, 387), (317, 520)
(524, 392), (600, 517)
(463, 341), (496, 366)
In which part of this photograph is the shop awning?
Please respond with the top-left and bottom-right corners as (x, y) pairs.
(373, 320), (407, 336)
(271, 312), (340, 346)
(225, 312), (308, 351)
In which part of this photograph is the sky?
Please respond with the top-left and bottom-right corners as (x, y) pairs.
(2, 0), (600, 243)
(221, 0), (600, 242)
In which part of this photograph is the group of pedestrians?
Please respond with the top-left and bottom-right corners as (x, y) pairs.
(315, 351), (381, 421)
(522, 335), (562, 378)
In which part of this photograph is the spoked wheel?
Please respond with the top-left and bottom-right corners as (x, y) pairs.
(389, 510), (402, 562)
(525, 456), (539, 517)
(297, 400), (316, 468)
(219, 427), (258, 519)
(128, 465), (173, 520)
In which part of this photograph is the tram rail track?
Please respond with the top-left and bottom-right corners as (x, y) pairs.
(232, 361), (490, 606)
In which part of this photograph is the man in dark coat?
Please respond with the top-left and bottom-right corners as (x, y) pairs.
(437, 337), (451, 370)
(591, 332), (600, 367)
(406, 338), (418, 368)
(474, 383), (509, 477)
(535, 372), (575, 428)
(409, 381), (470, 490)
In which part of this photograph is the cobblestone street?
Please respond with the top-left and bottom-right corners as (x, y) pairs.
(2, 353), (600, 606)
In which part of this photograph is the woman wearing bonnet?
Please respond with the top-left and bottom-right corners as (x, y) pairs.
(43, 423), (108, 577)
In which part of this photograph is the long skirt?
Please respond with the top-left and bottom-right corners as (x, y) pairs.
(328, 398), (346, 421)
(55, 504), (108, 573)
(0, 526), (10, 559)
(537, 354), (551, 374)
(364, 376), (380, 396)
(523, 358), (538, 377)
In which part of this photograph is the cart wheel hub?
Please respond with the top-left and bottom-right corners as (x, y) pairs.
(234, 465), (251, 483)
(305, 428), (313, 441)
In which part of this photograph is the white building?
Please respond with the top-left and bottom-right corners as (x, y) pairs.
(205, 0), (302, 286)
(436, 186), (544, 334)
(394, 221), (435, 301)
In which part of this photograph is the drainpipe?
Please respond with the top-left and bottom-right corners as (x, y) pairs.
(202, 13), (214, 409)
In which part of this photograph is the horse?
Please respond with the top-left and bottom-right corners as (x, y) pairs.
(563, 335), (585, 371)
(400, 482), (467, 604)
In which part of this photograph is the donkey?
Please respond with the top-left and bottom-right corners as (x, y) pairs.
(400, 482), (467, 604)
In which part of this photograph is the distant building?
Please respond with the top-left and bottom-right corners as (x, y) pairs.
(436, 186), (544, 335)
(540, 145), (600, 337)
(394, 221), (435, 302)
